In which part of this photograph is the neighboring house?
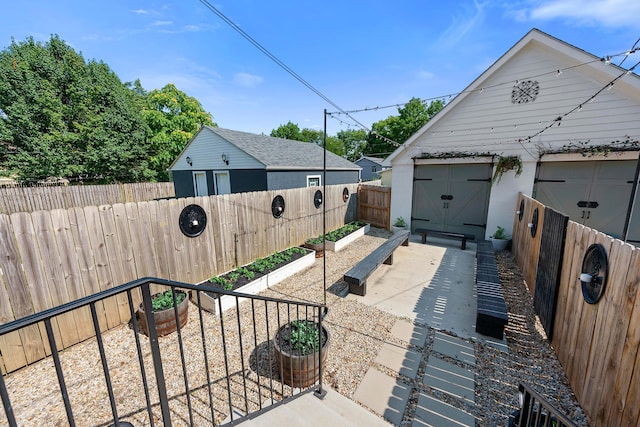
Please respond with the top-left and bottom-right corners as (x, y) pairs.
(169, 127), (361, 197)
(355, 156), (385, 181)
(385, 28), (640, 242)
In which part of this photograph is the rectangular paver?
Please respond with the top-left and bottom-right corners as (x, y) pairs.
(353, 367), (412, 426)
(413, 393), (475, 427)
(423, 356), (475, 404)
(390, 319), (428, 348)
(432, 332), (476, 367)
(375, 342), (422, 379)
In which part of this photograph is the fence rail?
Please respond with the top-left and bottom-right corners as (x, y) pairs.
(0, 182), (175, 214)
(0, 277), (327, 426)
(512, 193), (640, 426)
(0, 184), (358, 373)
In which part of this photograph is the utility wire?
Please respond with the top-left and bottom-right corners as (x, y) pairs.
(198, 0), (396, 144)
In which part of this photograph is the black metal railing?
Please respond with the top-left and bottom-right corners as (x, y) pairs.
(0, 277), (327, 426)
(509, 382), (577, 427)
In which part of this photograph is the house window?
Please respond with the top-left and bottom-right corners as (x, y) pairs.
(372, 166), (377, 172)
(307, 175), (321, 187)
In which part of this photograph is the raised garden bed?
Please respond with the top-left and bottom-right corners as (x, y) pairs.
(305, 221), (370, 253)
(194, 247), (315, 315)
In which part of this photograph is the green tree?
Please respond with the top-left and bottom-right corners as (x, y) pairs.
(366, 98), (445, 157)
(271, 122), (344, 156)
(0, 35), (153, 182)
(337, 128), (368, 162)
(142, 83), (215, 180)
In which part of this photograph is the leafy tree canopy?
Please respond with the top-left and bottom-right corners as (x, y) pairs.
(365, 97), (445, 157)
(142, 83), (216, 180)
(337, 128), (367, 162)
(0, 35), (215, 183)
(271, 121), (344, 157)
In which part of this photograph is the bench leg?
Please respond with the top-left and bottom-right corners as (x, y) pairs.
(349, 281), (367, 296)
(384, 253), (393, 265)
(402, 238), (409, 247)
(461, 238), (466, 250)
(420, 233), (427, 244)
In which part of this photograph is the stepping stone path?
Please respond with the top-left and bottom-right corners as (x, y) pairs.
(353, 319), (477, 426)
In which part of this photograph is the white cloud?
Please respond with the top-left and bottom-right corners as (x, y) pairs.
(438, 0), (489, 48)
(130, 9), (149, 15)
(233, 73), (264, 88)
(151, 21), (173, 27)
(517, 0), (640, 28)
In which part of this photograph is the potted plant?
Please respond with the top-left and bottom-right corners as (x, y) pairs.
(273, 319), (330, 388)
(303, 236), (325, 257)
(489, 226), (510, 251)
(392, 216), (407, 233)
(138, 289), (189, 337)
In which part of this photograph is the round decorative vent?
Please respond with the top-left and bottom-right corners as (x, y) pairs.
(342, 187), (350, 203)
(271, 195), (285, 218)
(314, 190), (323, 209)
(511, 80), (540, 104)
(179, 204), (207, 238)
(530, 208), (539, 238)
(580, 244), (609, 304)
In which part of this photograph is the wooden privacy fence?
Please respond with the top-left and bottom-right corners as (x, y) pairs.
(357, 184), (391, 229)
(512, 193), (640, 426)
(0, 182), (175, 214)
(0, 183), (358, 374)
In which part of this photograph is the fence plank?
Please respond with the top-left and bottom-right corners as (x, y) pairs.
(67, 207), (109, 332)
(582, 238), (630, 422)
(50, 209), (95, 343)
(31, 210), (80, 348)
(552, 220), (578, 364)
(0, 215), (30, 372)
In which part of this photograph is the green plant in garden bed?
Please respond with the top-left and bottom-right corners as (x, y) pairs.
(307, 221), (367, 244)
(151, 290), (187, 311)
(208, 247), (308, 292)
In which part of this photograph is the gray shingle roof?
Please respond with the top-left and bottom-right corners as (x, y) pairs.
(207, 127), (359, 170)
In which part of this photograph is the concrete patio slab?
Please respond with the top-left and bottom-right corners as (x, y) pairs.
(353, 367), (412, 426)
(390, 319), (429, 348)
(423, 356), (476, 405)
(432, 332), (476, 367)
(375, 342), (422, 379)
(413, 393), (475, 427)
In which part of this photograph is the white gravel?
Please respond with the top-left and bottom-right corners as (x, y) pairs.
(0, 229), (586, 426)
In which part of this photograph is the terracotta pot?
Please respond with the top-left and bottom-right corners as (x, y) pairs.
(273, 323), (330, 388)
(138, 291), (189, 337)
(304, 241), (324, 257)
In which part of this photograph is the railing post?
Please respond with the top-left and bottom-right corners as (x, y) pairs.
(314, 306), (327, 399)
(141, 282), (172, 426)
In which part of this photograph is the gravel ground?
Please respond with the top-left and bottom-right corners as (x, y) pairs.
(0, 228), (586, 426)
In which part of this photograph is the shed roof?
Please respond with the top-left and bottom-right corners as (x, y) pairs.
(205, 127), (359, 171)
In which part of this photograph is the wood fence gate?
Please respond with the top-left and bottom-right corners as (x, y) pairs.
(357, 185), (391, 229)
(534, 207), (569, 340)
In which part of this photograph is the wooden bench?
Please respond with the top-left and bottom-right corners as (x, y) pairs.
(344, 230), (410, 296)
(475, 240), (508, 339)
(414, 228), (468, 250)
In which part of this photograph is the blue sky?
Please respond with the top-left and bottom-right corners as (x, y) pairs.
(1, 1), (639, 136)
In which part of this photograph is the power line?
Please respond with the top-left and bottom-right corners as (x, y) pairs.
(198, 0), (399, 145)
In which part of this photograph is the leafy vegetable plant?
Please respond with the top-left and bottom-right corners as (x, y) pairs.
(151, 290), (186, 312)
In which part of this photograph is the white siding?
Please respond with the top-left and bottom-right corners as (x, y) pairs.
(172, 127), (264, 171)
(391, 30), (640, 239)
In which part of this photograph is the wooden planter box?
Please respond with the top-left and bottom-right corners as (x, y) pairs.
(138, 291), (189, 337)
(325, 223), (370, 252)
(194, 248), (316, 315)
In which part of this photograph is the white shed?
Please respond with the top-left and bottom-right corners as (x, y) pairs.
(386, 28), (640, 242)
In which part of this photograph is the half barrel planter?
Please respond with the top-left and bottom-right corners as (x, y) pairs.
(195, 248), (316, 315)
(325, 223), (370, 252)
(138, 291), (189, 337)
(273, 323), (330, 388)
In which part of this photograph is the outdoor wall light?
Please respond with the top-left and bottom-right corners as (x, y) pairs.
(222, 153), (229, 165)
(580, 243), (608, 304)
(185, 156), (193, 166)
